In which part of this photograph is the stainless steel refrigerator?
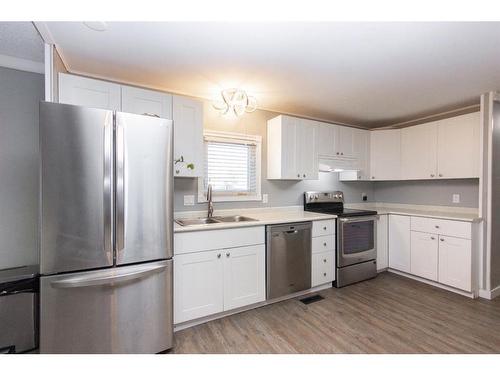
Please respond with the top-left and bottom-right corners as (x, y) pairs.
(38, 102), (173, 353)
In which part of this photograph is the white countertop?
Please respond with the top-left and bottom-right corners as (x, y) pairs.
(346, 202), (481, 222)
(174, 206), (336, 233)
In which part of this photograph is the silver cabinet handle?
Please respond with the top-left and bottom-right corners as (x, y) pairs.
(435, 225), (440, 229)
(340, 152), (344, 155)
(297, 174), (300, 178)
(371, 176), (375, 179)
(323, 226), (327, 230)
(142, 113), (160, 118)
(336, 152), (340, 155)
(440, 238), (445, 242)
(175, 170), (180, 174)
(323, 259), (327, 263)
(50, 264), (166, 288)
(323, 242), (327, 246)
(439, 174), (443, 177)
(303, 174), (306, 178)
(323, 273), (327, 277)
(217, 253), (221, 258)
(226, 252), (230, 257)
(430, 174), (435, 177)
(431, 236), (435, 240)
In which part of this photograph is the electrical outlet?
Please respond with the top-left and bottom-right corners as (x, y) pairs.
(184, 195), (195, 206)
(452, 194), (460, 204)
(262, 194), (268, 204)
(362, 193), (368, 201)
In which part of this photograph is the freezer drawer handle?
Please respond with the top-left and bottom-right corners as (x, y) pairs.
(50, 264), (166, 289)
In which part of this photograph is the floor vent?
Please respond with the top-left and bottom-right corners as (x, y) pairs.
(299, 294), (324, 305)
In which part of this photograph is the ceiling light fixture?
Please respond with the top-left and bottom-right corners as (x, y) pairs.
(83, 22), (108, 32)
(212, 88), (257, 117)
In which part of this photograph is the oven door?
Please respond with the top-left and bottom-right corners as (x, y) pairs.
(337, 216), (377, 267)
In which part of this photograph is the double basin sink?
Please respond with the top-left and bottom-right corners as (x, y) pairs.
(175, 215), (258, 226)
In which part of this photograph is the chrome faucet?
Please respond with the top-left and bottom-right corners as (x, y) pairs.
(207, 184), (214, 218)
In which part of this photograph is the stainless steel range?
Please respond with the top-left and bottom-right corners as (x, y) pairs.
(304, 191), (378, 287)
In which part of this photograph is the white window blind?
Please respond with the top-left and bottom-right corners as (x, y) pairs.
(199, 131), (262, 202)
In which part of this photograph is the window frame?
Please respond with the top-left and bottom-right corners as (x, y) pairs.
(197, 130), (262, 203)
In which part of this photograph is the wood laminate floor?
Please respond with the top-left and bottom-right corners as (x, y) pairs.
(172, 272), (500, 353)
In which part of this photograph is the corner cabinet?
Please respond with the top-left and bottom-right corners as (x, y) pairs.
(370, 129), (402, 180)
(267, 115), (318, 180)
(172, 95), (204, 177)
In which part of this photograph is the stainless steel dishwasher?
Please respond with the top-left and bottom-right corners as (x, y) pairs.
(266, 222), (312, 299)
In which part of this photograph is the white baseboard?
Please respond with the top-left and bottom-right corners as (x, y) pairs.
(388, 269), (475, 299)
(479, 285), (500, 300)
(174, 283), (332, 332)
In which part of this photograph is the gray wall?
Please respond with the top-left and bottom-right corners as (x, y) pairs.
(0, 67), (44, 269)
(372, 179), (479, 208)
(174, 102), (374, 212)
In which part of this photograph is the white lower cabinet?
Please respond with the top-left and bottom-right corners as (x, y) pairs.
(410, 231), (438, 281)
(174, 244), (265, 324)
(438, 235), (472, 292)
(174, 249), (224, 323)
(223, 244), (266, 311)
(388, 215), (411, 272)
(311, 251), (335, 287)
(387, 215), (474, 294)
(376, 214), (388, 270)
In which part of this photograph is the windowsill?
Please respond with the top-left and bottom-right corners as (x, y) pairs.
(197, 194), (262, 203)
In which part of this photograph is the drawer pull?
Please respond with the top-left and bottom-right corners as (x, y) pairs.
(217, 253), (221, 258)
(323, 226), (327, 230)
(430, 236), (435, 240)
(435, 225), (440, 229)
(323, 242), (327, 246)
(323, 273), (327, 277)
(440, 238), (445, 242)
(323, 259), (327, 263)
(226, 252), (230, 257)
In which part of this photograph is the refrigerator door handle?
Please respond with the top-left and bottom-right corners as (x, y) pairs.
(103, 112), (113, 259)
(50, 264), (166, 289)
(115, 114), (125, 256)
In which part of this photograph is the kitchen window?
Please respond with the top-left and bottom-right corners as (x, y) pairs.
(198, 131), (262, 202)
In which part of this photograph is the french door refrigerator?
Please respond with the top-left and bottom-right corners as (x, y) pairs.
(39, 102), (173, 353)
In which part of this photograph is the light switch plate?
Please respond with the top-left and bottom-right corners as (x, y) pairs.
(452, 194), (460, 204)
(184, 195), (195, 206)
(262, 194), (268, 204)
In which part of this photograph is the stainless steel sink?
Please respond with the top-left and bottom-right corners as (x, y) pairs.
(175, 217), (221, 226)
(175, 215), (258, 226)
(212, 215), (258, 223)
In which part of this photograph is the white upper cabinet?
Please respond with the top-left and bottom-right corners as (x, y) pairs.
(370, 129), (401, 180)
(316, 122), (337, 158)
(436, 112), (480, 179)
(336, 126), (355, 158)
(121, 86), (172, 119)
(267, 115), (317, 180)
(59, 73), (121, 111)
(172, 95), (204, 178)
(401, 123), (438, 179)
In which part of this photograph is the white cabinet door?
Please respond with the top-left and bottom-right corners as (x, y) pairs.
(410, 231), (438, 281)
(352, 128), (370, 179)
(59, 73), (121, 110)
(223, 245), (266, 311)
(437, 112), (480, 179)
(388, 214), (411, 272)
(401, 123), (438, 180)
(376, 214), (388, 270)
(298, 119), (318, 180)
(172, 95), (204, 178)
(316, 122), (337, 158)
(370, 130), (401, 180)
(336, 126), (355, 158)
(438, 235), (472, 291)
(174, 250), (224, 324)
(121, 86), (172, 119)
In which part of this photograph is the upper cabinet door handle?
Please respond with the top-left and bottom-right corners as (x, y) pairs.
(142, 112), (160, 118)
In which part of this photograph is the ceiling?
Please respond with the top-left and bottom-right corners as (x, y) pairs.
(44, 22), (500, 128)
(0, 22), (44, 62)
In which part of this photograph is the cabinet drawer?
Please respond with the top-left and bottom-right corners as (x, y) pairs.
(312, 235), (335, 253)
(311, 251), (335, 287)
(174, 226), (265, 255)
(411, 217), (471, 239)
(312, 219), (335, 237)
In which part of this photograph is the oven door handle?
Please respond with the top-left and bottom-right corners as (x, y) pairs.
(339, 215), (378, 223)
